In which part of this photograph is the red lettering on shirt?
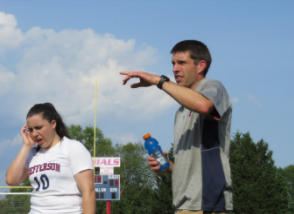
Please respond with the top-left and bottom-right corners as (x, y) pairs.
(29, 163), (61, 175)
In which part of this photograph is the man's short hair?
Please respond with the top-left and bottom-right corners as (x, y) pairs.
(170, 40), (212, 77)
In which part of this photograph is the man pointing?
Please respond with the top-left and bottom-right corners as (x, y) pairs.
(120, 40), (233, 214)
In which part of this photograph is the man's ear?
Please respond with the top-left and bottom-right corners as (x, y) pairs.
(197, 60), (207, 75)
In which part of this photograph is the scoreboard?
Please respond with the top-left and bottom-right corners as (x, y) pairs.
(94, 174), (120, 200)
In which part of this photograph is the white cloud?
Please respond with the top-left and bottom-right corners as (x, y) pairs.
(0, 134), (22, 156)
(0, 12), (24, 53)
(0, 12), (177, 127)
(0, 12), (17, 27)
(0, 65), (15, 97)
(247, 94), (262, 107)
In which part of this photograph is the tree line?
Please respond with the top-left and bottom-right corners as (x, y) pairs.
(0, 125), (293, 214)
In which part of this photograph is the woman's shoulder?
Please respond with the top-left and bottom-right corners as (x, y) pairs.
(62, 136), (80, 144)
(61, 137), (87, 150)
(60, 137), (91, 161)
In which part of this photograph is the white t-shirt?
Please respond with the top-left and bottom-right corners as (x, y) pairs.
(25, 137), (93, 214)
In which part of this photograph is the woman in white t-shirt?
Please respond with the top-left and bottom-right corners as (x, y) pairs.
(6, 103), (96, 214)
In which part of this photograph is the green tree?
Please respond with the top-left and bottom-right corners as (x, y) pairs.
(230, 131), (288, 214)
(110, 142), (156, 214)
(277, 165), (294, 214)
(68, 124), (115, 157)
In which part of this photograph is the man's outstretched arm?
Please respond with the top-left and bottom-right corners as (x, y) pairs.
(120, 71), (216, 116)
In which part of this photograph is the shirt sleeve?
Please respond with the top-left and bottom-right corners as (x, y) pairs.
(68, 140), (93, 175)
(199, 80), (231, 118)
(25, 147), (36, 169)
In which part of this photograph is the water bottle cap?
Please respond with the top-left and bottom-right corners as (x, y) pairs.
(143, 133), (151, 140)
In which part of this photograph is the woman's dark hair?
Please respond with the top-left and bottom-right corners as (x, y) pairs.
(27, 103), (70, 151)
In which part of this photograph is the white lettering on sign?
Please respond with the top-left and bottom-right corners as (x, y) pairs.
(92, 157), (120, 167)
(95, 188), (106, 192)
(108, 175), (119, 179)
(110, 188), (117, 192)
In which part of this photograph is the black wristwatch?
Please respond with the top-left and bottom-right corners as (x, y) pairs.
(157, 75), (170, 89)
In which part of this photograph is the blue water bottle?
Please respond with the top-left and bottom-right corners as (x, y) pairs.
(143, 133), (170, 172)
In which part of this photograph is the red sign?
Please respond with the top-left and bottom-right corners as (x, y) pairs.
(92, 158), (120, 167)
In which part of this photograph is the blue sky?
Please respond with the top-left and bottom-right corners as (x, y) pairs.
(0, 1), (293, 187)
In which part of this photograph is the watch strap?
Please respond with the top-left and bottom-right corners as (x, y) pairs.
(157, 75), (170, 89)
